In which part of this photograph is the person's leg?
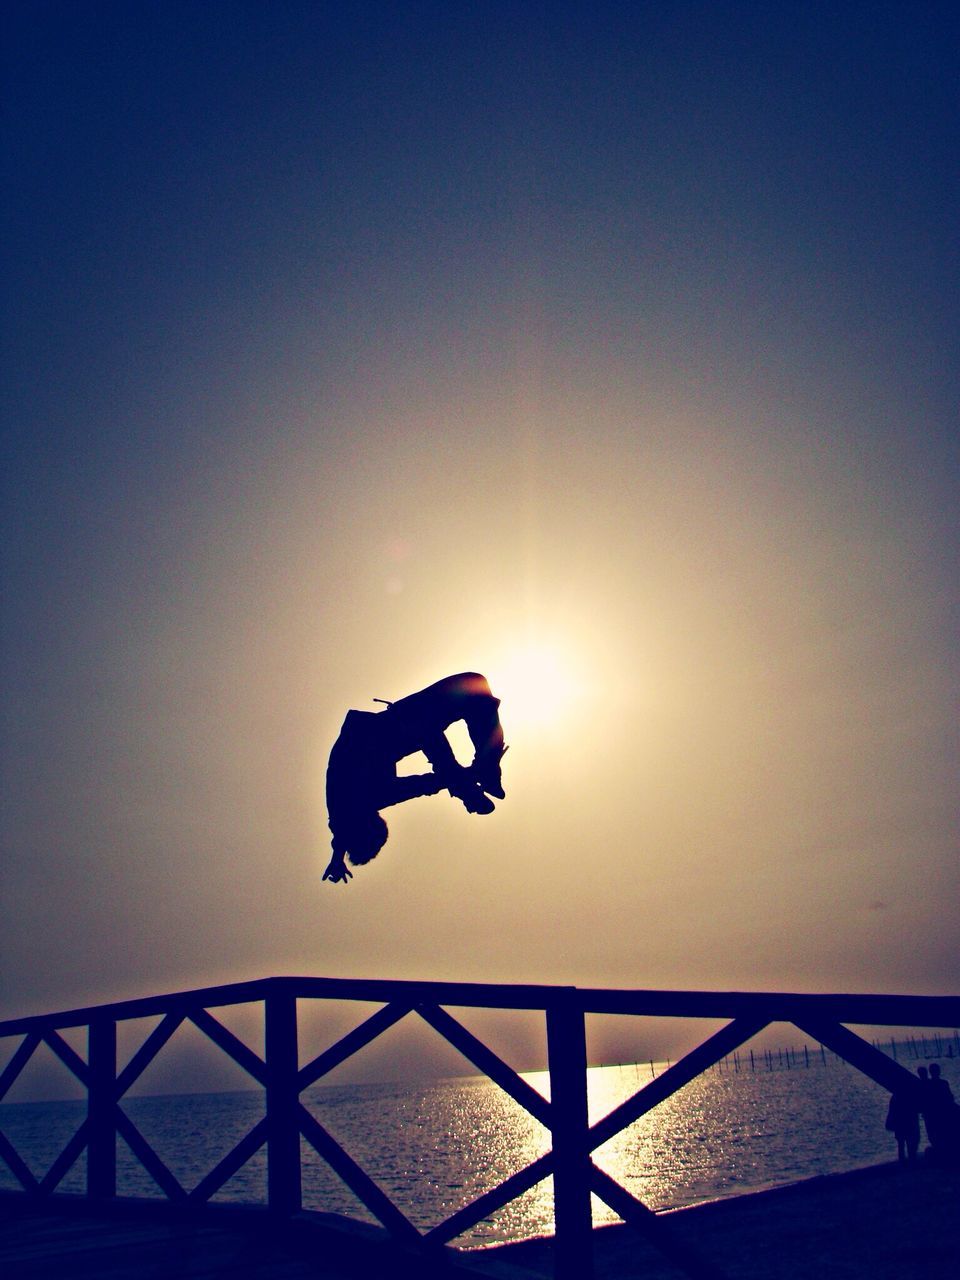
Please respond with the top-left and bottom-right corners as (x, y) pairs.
(460, 682), (504, 753)
(425, 673), (505, 805)
(412, 672), (506, 796)
(457, 678), (506, 798)
(387, 673), (505, 803)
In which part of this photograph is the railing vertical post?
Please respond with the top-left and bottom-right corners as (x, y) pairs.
(87, 1016), (116, 1198)
(546, 994), (593, 1280)
(265, 987), (301, 1215)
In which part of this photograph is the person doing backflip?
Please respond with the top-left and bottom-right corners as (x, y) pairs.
(323, 672), (507, 884)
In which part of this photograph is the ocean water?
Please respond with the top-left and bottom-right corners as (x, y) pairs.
(0, 1057), (907, 1246)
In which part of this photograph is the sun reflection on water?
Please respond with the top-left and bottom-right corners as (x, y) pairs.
(522, 1059), (890, 1228)
(0, 1059), (892, 1246)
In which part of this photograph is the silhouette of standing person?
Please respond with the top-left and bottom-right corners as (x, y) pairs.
(885, 1079), (921, 1162)
(323, 672), (507, 884)
(924, 1063), (960, 1159)
(885, 1075), (926, 1167)
(916, 1066), (932, 1146)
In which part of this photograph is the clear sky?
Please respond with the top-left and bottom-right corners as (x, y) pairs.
(2, 0), (958, 1050)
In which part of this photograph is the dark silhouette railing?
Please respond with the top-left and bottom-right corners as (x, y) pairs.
(1, 978), (958, 1279)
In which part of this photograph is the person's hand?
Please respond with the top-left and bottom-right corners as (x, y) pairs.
(323, 856), (353, 885)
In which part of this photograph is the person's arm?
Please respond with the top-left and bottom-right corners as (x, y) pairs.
(418, 731), (487, 802)
(419, 731), (461, 783)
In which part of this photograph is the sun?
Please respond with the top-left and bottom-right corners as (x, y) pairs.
(488, 640), (583, 732)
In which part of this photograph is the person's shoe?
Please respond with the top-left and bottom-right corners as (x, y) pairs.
(458, 786), (496, 815)
(444, 766), (497, 814)
(473, 744), (508, 799)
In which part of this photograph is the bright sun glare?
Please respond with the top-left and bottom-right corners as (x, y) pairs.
(488, 641), (583, 733)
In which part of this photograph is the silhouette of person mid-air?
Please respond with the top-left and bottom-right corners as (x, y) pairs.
(323, 672), (506, 884)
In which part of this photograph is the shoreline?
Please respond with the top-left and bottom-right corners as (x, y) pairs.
(2, 1158), (957, 1278)
(480, 1157), (960, 1277)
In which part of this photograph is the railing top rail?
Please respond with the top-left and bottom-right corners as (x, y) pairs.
(1, 976), (958, 1036)
(0, 977), (281, 1035)
(571, 987), (960, 1027)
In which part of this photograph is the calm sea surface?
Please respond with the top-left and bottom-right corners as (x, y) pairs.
(0, 1057), (911, 1245)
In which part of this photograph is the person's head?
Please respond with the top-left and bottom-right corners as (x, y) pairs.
(917, 1066), (928, 1080)
(929, 1063), (941, 1080)
(339, 812), (389, 866)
